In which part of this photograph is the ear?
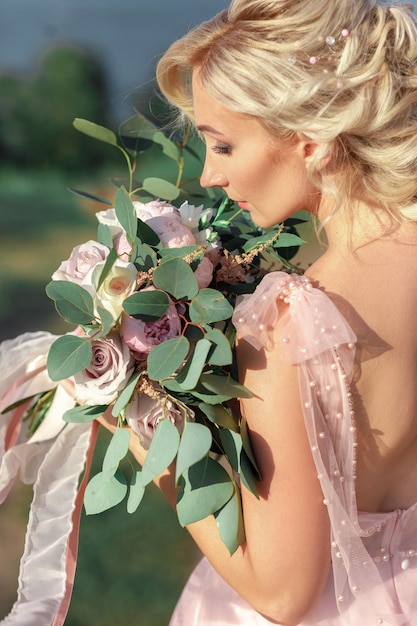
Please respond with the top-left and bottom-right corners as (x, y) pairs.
(295, 132), (333, 172)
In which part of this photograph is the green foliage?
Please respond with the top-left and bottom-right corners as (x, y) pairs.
(46, 280), (95, 325)
(123, 290), (170, 321)
(84, 469), (128, 515)
(176, 457), (234, 526)
(38, 113), (308, 556)
(47, 335), (92, 381)
(175, 422), (211, 479)
(189, 289), (233, 324)
(141, 420), (180, 486)
(147, 336), (190, 381)
(63, 404), (109, 424)
(114, 187), (137, 246)
(153, 258), (199, 299)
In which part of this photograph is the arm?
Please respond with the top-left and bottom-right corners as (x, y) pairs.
(100, 314), (331, 624)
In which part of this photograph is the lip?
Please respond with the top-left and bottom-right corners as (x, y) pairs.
(236, 201), (249, 209)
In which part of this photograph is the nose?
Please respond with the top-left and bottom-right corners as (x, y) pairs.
(199, 156), (228, 189)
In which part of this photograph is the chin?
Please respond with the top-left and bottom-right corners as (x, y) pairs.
(250, 215), (279, 230)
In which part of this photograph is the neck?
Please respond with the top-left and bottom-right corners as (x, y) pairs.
(317, 198), (401, 253)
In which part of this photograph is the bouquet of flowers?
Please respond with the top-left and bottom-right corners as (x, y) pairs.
(0, 113), (305, 626)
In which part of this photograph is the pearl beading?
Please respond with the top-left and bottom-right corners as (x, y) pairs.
(371, 546), (417, 570)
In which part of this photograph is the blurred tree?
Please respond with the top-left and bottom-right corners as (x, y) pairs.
(0, 46), (120, 170)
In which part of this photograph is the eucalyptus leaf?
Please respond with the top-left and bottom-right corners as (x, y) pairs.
(205, 328), (233, 366)
(97, 223), (113, 248)
(132, 242), (157, 271)
(184, 324), (205, 342)
(153, 130), (180, 162)
(147, 336), (190, 381)
(123, 290), (170, 321)
(119, 113), (157, 142)
(240, 449), (260, 498)
(191, 388), (231, 405)
(84, 469), (127, 515)
(136, 219), (161, 247)
(199, 403), (239, 433)
(112, 370), (142, 417)
(243, 231), (305, 253)
(189, 289), (233, 324)
(220, 428), (241, 473)
(214, 486), (245, 555)
(176, 457), (234, 526)
(62, 404), (109, 423)
(240, 414), (261, 479)
(201, 373), (253, 400)
(96, 247), (118, 291)
(47, 335), (92, 381)
(153, 257), (198, 300)
(102, 428), (130, 480)
(176, 338), (211, 391)
(142, 419), (180, 486)
(142, 177), (180, 201)
(96, 306), (115, 337)
(46, 280), (95, 325)
(115, 187), (137, 245)
(68, 187), (113, 206)
(127, 471), (145, 513)
(158, 246), (200, 260)
(73, 118), (118, 147)
(273, 232), (306, 248)
(118, 115), (155, 154)
(175, 422), (212, 483)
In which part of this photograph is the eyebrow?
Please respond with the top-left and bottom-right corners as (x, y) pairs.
(196, 124), (225, 136)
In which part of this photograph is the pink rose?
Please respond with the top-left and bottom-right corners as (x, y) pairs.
(125, 386), (194, 449)
(120, 293), (181, 360)
(150, 213), (196, 248)
(194, 256), (214, 289)
(133, 200), (196, 248)
(52, 240), (109, 284)
(114, 230), (132, 262)
(73, 332), (134, 405)
(96, 200), (197, 252)
(134, 199), (174, 217)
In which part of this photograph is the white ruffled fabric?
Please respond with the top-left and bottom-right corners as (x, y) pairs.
(0, 332), (95, 626)
(170, 271), (417, 625)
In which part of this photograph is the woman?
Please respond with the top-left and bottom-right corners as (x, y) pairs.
(108, 0), (417, 623)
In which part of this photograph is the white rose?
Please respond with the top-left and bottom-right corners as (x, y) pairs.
(85, 258), (138, 322)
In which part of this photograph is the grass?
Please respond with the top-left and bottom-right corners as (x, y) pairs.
(0, 168), (199, 625)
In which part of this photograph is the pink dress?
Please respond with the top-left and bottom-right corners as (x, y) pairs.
(170, 272), (417, 626)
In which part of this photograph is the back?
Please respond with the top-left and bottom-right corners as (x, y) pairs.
(307, 219), (417, 513)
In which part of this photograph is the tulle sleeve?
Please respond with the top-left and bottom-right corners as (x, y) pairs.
(232, 271), (395, 621)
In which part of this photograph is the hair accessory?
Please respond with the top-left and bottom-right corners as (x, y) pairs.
(287, 28), (350, 80)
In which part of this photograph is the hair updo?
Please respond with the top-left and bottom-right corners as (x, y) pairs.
(156, 0), (417, 221)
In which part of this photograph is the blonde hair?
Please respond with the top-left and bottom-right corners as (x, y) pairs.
(157, 0), (417, 222)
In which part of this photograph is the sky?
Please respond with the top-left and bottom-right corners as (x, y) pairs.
(0, 0), (228, 120)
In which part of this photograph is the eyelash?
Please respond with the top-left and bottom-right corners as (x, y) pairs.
(211, 144), (231, 155)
